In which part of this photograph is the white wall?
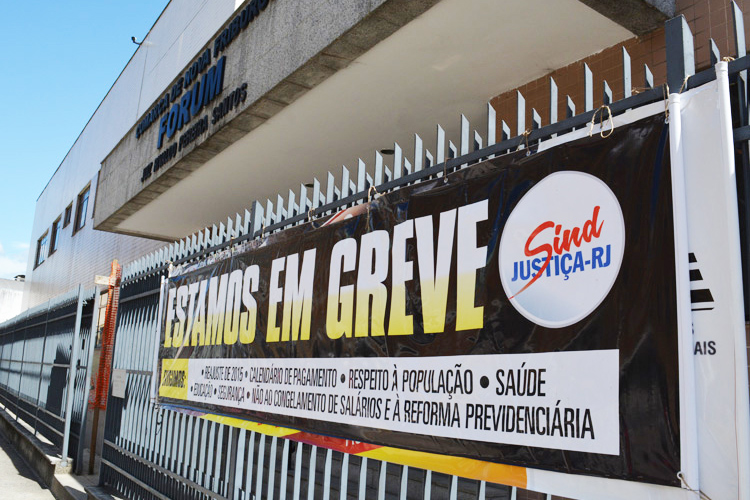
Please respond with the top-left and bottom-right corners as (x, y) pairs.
(0, 279), (24, 323)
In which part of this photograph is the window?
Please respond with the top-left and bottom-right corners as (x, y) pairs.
(35, 232), (49, 268)
(74, 186), (90, 233)
(63, 203), (72, 228)
(50, 217), (61, 254)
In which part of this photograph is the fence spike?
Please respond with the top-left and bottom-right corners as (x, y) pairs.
(356, 159), (366, 197)
(393, 143), (403, 180)
(665, 15), (695, 92)
(250, 201), (263, 238)
(566, 96), (576, 119)
(531, 108), (541, 130)
(517, 90), (526, 136)
(710, 38), (720, 66)
(549, 77), (558, 125)
(265, 199), (275, 229)
(460, 114), (470, 157)
(623, 47), (632, 98)
(414, 134), (424, 172)
(603, 81), (612, 105)
(732, 0), (747, 58)
(243, 209), (251, 235)
(277, 196), (286, 225)
(219, 222), (227, 243)
(644, 64), (654, 89)
(436, 124), (446, 165)
(448, 140), (457, 160)
(288, 189), (297, 218)
(584, 63), (593, 111)
(312, 178), (322, 210)
(341, 166), (351, 201)
(298, 183), (309, 217)
(731, 1), (747, 127)
(326, 172), (336, 206)
(374, 152), (384, 187)
(487, 102), (496, 147)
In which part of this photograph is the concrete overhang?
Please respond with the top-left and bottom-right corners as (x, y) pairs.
(95, 0), (671, 241)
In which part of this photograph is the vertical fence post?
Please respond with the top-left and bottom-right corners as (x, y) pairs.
(15, 309), (30, 421)
(665, 15), (695, 93)
(33, 301), (52, 436)
(61, 284), (84, 468)
(76, 289), (100, 474)
(731, 1), (747, 124)
(731, 0), (750, 320)
(150, 275), (167, 405)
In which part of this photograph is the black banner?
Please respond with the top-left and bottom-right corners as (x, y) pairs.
(158, 114), (680, 486)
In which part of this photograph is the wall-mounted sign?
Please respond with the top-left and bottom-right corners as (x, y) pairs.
(111, 369), (127, 399)
(155, 114), (682, 486)
(136, 0), (275, 183)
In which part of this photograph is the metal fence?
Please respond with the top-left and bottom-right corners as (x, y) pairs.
(98, 7), (750, 500)
(0, 285), (98, 472)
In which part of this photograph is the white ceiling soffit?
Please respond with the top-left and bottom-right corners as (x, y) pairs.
(117, 0), (632, 240)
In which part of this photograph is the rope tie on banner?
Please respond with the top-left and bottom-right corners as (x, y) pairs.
(587, 105), (614, 138)
(677, 471), (713, 500)
(307, 207), (315, 222)
(663, 83), (670, 123)
(678, 75), (690, 94)
(722, 56), (736, 62)
(368, 185), (379, 203)
(516, 129), (531, 152)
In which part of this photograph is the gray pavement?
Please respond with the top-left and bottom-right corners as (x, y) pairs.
(0, 430), (54, 499)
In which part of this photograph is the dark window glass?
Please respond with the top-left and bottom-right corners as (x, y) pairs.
(74, 187), (90, 233)
(63, 204), (72, 227)
(50, 217), (61, 254)
(35, 232), (49, 268)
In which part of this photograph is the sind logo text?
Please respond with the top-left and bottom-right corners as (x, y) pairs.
(509, 206), (611, 298)
(499, 172), (625, 328)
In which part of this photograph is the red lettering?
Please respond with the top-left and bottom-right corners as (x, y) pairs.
(511, 206), (604, 299)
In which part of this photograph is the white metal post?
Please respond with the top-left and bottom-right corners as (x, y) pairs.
(76, 288), (100, 473)
(61, 284), (84, 468)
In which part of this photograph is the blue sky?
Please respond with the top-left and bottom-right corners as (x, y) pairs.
(0, 2), (169, 279)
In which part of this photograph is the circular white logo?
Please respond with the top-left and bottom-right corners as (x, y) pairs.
(498, 171), (625, 328)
